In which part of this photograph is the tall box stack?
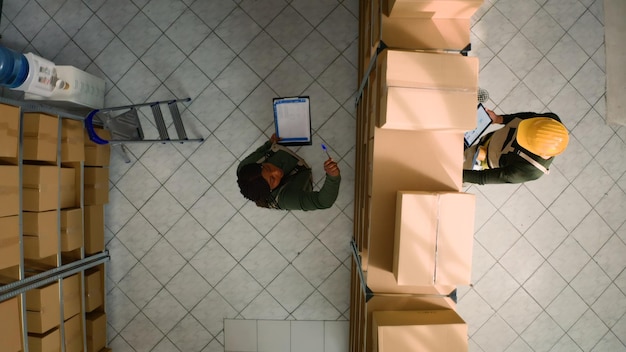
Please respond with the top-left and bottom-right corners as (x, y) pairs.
(0, 104), (20, 275)
(84, 127), (110, 256)
(1, 99), (111, 352)
(352, 0), (483, 351)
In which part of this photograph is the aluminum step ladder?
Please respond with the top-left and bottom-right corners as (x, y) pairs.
(85, 97), (204, 161)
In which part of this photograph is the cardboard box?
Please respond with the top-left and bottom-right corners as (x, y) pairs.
(384, 0), (483, 19)
(62, 119), (85, 162)
(393, 191), (475, 286)
(372, 310), (468, 352)
(84, 205), (105, 255)
(0, 216), (19, 270)
(380, 17), (471, 51)
(0, 103), (20, 159)
(60, 166), (78, 209)
(62, 208), (83, 252)
(23, 211), (58, 259)
(85, 268), (103, 312)
(23, 113), (58, 162)
(63, 274), (82, 320)
(28, 328), (60, 352)
(26, 281), (61, 334)
(377, 50), (478, 131)
(84, 128), (111, 167)
(365, 128), (464, 295)
(84, 167), (109, 205)
(86, 311), (107, 352)
(64, 313), (83, 352)
(0, 297), (22, 352)
(0, 165), (19, 217)
(23, 166), (76, 212)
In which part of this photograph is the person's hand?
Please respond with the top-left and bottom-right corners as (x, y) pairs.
(486, 109), (504, 124)
(324, 158), (340, 177)
(270, 133), (281, 144)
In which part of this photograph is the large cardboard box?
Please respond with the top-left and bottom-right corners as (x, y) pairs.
(84, 128), (111, 167)
(85, 205), (105, 255)
(393, 191), (475, 286)
(0, 103), (20, 159)
(0, 216), (19, 270)
(372, 310), (468, 352)
(84, 167), (109, 205)
(377, 50), (478, 131)
(85, 268), (103, 312)
(0, 297), (22, 352)
(86, 311), (107, 352)
(63, 274), (82, 320)
(64, 313), (83, 352)
(365, 128), (464, 295)
(28, 328), (60, 352)
(26, 282), (61, 334)
(384, 0), (483, 18)
(62, 208), (83, 252)
(62, 119), (85, 162)
(23, 113), (58, 162)
(23, 211), (58, 259)
(380, 16), (471, 51)
(23, 166), (76, 211)
(0, 165), (19, 217)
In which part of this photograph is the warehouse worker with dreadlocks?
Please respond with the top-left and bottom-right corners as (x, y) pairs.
(237, 134), (341, 210)
(463, 109), (569, 185)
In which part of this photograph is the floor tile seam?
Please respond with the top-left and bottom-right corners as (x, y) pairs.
(11, 1), (60, 42)
(188, 0), (237, 32)
(290, 238), (346, 287)
(539, 0), (589, 33)
(116, 312), (168, 351)
(587, 288), (626, 328)
(560, 308), (612, 350)
(2, 1), (28, 22)
(133, 286), (190, 335)
(107, 184), (141, 233)
(105, 285), (145, 338)
(494, 0), (543, 32)
(545, 199), (592, 235)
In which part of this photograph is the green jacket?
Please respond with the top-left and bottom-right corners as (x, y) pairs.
(238, 141), (341, 210)
(463, 112), (560, 185)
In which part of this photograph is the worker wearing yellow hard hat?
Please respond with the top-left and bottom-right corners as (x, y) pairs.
(463, 109), (569, 185)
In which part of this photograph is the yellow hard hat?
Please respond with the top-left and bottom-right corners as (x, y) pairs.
(517, 118), (569, 156)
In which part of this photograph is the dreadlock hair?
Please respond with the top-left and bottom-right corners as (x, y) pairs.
(237, 163), (271, 208)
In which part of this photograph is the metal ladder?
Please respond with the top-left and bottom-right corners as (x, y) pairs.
(85, 97), (204, 162)
(85, 97), (204, 145)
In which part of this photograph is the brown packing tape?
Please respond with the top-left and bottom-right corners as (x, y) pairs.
(0, 123), (19, 137)
(23, 133), (59, 144)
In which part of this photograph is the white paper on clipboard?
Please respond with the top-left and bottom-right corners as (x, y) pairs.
(273, 96), (312, 146)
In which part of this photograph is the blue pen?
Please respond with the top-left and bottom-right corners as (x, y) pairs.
(321, 144), (331, 159)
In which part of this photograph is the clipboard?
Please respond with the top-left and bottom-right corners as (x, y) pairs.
(464, 103), (492, 149)
(273, 96), (312, 146)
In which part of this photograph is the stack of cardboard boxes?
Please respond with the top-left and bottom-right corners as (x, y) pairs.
(0, 102), (111, 352)
(352, 1), (484, 351)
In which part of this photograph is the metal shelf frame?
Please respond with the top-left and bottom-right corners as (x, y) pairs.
(0, 96), (111, 352)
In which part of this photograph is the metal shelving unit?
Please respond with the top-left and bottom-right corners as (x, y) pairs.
(0, 96), (110, 352)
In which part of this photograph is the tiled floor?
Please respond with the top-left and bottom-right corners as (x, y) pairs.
(1, 0), (625, 351)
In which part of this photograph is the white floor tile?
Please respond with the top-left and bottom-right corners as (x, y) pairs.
(224, 319), (257, 352)
(291, 321), (324, 352)
(258, 320), (290, 352)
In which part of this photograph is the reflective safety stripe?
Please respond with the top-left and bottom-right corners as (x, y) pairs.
(517, 150), (550, 174)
